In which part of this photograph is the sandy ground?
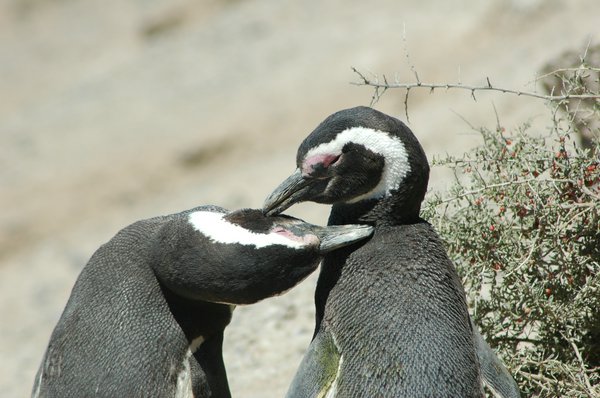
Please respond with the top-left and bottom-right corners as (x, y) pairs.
(1, 0), (598, 396)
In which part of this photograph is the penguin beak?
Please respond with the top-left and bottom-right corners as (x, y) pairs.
(263, 168), (313, 216)
(314, 224), (374, 253)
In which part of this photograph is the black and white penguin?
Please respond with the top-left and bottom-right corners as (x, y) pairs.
(32, 206), (373, 398)
(263, 106), (520, 397)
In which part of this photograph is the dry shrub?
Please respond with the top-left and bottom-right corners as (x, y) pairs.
(422, 119), (599, 397)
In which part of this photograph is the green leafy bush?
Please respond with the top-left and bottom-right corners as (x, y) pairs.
(422, 122), (599, 397)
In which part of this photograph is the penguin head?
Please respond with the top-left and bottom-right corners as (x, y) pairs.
(193, 208), (373, 254)
(153, 208), (373, 304)
(263, 106), (430, 221)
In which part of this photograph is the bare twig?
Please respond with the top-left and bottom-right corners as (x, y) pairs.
(519, 371), (557, 385)
(581, 185), (600, 200)
(560, 332), (599, 398)
(352, 68), (388, 107)
(402, 23), (420, 86)
(436, 177), (578, 204)
(506, 234), (540, 277)
(351, 67), (600, 123)
(581, 36), (593, 64)
(351, 69), (600, 102)
(533, 66), (600, 83)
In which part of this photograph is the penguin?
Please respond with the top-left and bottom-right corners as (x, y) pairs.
(263, 106), (520, 397)
(32, 206), (373, 398)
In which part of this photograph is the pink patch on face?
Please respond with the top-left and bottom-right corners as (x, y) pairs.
(272, 227), (319, 245)
(272, 227), (299, 240)
(302, 154), (340, 176)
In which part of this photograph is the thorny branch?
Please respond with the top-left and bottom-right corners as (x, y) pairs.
(560, 332), (600, 398)
(350, 67), (600, 122)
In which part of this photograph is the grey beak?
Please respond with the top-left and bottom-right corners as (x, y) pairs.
(263, 169), (310, 216)
(314, 224), (374, 253)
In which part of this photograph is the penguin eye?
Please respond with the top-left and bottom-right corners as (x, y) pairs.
(303, 153), (341, 176)
(319, 154), (341, 170)
(328, 154), (341, 167)
(272, 227), (302, 241)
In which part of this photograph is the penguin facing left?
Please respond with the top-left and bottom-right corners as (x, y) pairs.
(32, 206), (373, 398)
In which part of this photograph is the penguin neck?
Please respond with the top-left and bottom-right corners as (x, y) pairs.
(330, 187), (424, 227)
(315, 183), (426, 334)
(160, 283), (233, 344)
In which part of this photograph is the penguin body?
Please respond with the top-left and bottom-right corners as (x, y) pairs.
(32, 206), (373, 398)
(264, 106), (520, 397)
(288, 222), (480, 397)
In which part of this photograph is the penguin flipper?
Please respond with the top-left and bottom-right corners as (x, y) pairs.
(286, 328), (341, 398)
(473, 322), (521, 398)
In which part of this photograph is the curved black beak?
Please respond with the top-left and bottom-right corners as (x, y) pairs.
(263, 169), (312, 216)
(314, 224), (373, 253)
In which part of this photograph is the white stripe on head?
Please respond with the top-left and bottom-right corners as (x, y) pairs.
(188, 211), (305, 249)
(303, 126), (411, 202)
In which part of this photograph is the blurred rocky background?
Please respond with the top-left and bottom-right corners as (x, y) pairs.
(1, 0), (598, 396)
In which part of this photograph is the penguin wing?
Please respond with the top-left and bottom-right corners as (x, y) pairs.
(472, 321), (521, 398)
(286, 327), (341, 398)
